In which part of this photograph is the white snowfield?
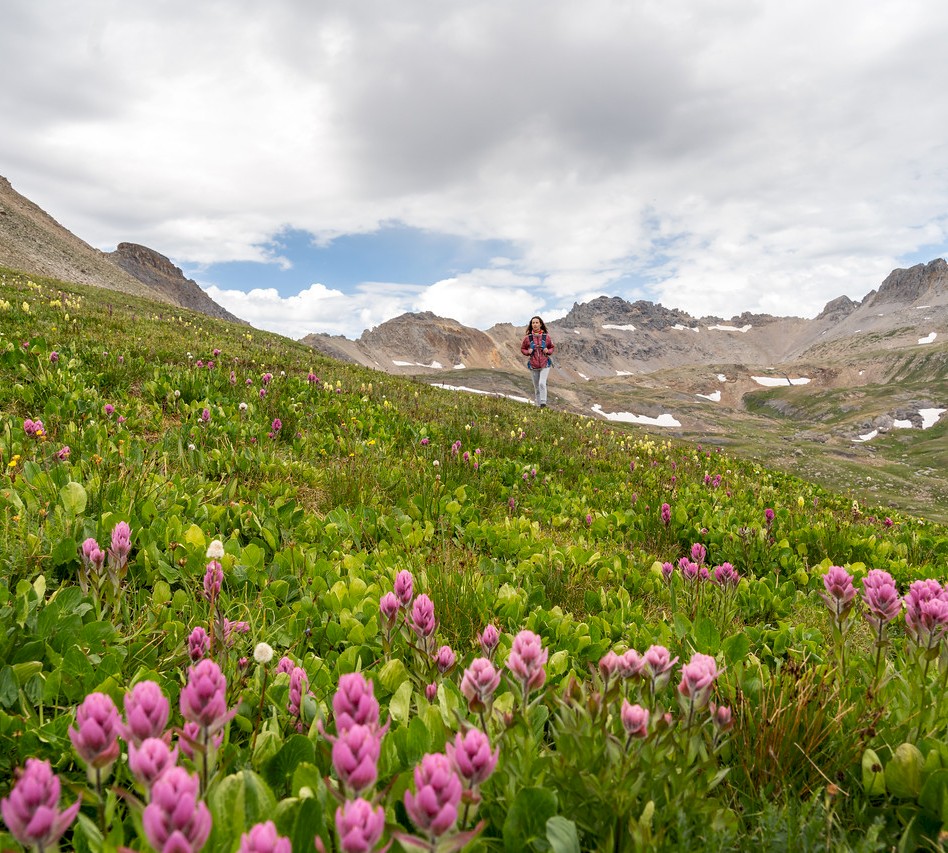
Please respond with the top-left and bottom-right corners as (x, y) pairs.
(673, 324), (700, 332)
(394, 359), (443, 369)
(918, 332), (937, 345)
(616, 370), (633, 376)
(853, 408), (945, 442)
(429, 382), (530, 404)
(717, 374), (728, 382)
(752, 376), (811, 387)
(591, 404), (682, 427)
(708, 324), (752, 333)
(697, 390), (722, 402)
(603, 324), (636, 331)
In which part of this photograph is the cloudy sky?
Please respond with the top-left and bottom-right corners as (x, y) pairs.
(3, 1), (948, 340)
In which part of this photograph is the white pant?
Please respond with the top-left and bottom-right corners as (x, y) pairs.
(530, 366), (551, 405)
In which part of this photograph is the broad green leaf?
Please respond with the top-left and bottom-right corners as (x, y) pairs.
(862, 749), (886, 796)
(885, 743), (923, 799)
(0, 666), (18, 709)
(184, 524), (206, 550)
(546, 816), (580, 853)
(51, 537), (78, 566)
(693, 617), (720, 654)
(722, 632), (750, 665)
(389, 679), (413, 725)
(263, 735), (316, 793)
(377, 658), (409, 693)
(503, 787), (557, 852)
(918, 769), (948, 822)
(59, 481), (87, 516)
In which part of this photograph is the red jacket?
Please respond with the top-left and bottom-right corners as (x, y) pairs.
(521, 331), (555, 370)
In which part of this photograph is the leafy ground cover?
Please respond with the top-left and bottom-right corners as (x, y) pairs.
(1, 267), (948, 851)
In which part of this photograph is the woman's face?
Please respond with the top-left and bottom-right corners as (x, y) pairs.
(531, 317), (542, 331)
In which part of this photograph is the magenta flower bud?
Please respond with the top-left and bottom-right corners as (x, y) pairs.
(435, 645), (456, 674)
(425, 682), (438, 702)
(821, 565), (857, 619)
(712, 562), (739, 588)
(331, 724), (381, 793)
(411, 594), (437, 639)
(56, 445), (71, 461)
(271, 418), (282, 433)
(50, 351), (59, 363)
(677, 653), (719, 710)
(104, 403), (115, 416)
(621, 701), (649, 738)
(403, 753), (462, 838)
(109, 520), (132, 565)
(275, 656), (295, 675)
(122, 680), (170, 745)
(203, 560), (223, 601)
(237, 820), (292, 853)
(460, 657), (501, 712)
(861, 569), (902, 626)
(379, 592), (399, 626)
(644, 644), (679, 691)
(188, 626), (210, 662)
(661, 561), (674, 583)
(69, 691), (122, 769)
(598, 650), (622, 684)
(764, 508), (775, 524)
(81, 537), (106, 572)
(690, 543), (706, 565)
(128, 737), (179, 790)
(223, 619), (250, 646)
(479, 624), (500, 657)
(180, 658), (232, 735)
(679, 557), (699, 582)
(660, 503), (672, 527)
(335, 798), (385, 853)
(394, 570), (414, 607)
(1, 758), (81, 850)
(506, 629), (548, 695)
(288, 666), (309, 717)
(333, 672), (379, 733)
(201, 407), (211, 422)
(619, 649), (645, 679)
(903, 579), (948, 645)
(446, 728), (499, 787)
(142, 766), (212, 853)
(307, 372), (317, 384)
(710, 702), (734, 733)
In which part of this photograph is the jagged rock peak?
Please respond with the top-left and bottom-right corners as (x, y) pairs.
(867, 258), (948, 306)
(817, 294), (859, 321)
(560, 295), (697, 330)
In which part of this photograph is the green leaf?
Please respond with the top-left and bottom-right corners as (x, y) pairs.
(885, 743), (924, 799)
(503, 787), (557, 852)
(263, 735), (316, 793)
(721, 632), (750, 665)
(377, 658), (409, 693)
(51, 537), (78, 566)
(59, 481), (87, 516)
(693, 617), (720, 654)
(184, 524), (206, 551)
(862, 749), (886, 796)
(546, 816), (580, 853)
(0, 666), (18, 709)
(918, 769), (948, 822)
(389, 679), (413, 725)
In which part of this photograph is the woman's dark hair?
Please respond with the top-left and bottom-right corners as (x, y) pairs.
(525, 315), (548, 335)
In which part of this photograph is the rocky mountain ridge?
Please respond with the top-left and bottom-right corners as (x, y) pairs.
(0, 176), (233, 320)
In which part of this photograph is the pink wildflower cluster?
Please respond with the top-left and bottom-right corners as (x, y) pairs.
(23, 418), (45, 438)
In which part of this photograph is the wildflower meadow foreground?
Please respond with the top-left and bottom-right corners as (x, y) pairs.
(1, 269), (948, 851)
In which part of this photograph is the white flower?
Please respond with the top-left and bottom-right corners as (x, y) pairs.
(174, 389), (181, 398)
(239, 402), (248, 412)
(188, 443), (196, 451)
(254, 642), (274, 664)
(206, 539), (225, 559)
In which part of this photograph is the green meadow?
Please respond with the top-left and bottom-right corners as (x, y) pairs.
(1, 268), (947, 852)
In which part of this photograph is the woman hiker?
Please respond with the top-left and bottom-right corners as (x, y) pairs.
(520, 315), (556, 408)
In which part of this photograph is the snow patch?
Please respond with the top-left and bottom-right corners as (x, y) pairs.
(430, 383), (530, 403)
(577, 372), (589, 380)
(673, 324), (700, 332)
(697, 391), (722, 402)
(853, 430), (878, 443)
(603, 324), (636, 331)
(393, 359), (444, 369)
(752, 376), (811, 387)
(717, 374), (727, 382)
(616, 370), (633, 376)
(918, 332), (937, 345)
(893, 419), (913, 429)
(920, 408), (946, 429)
(453, 363), (465, 370)
(591, 404), (681, 427)
(708, 324), (751, 333)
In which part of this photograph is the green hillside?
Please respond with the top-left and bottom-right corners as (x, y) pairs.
(1, 267), (948, 851)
